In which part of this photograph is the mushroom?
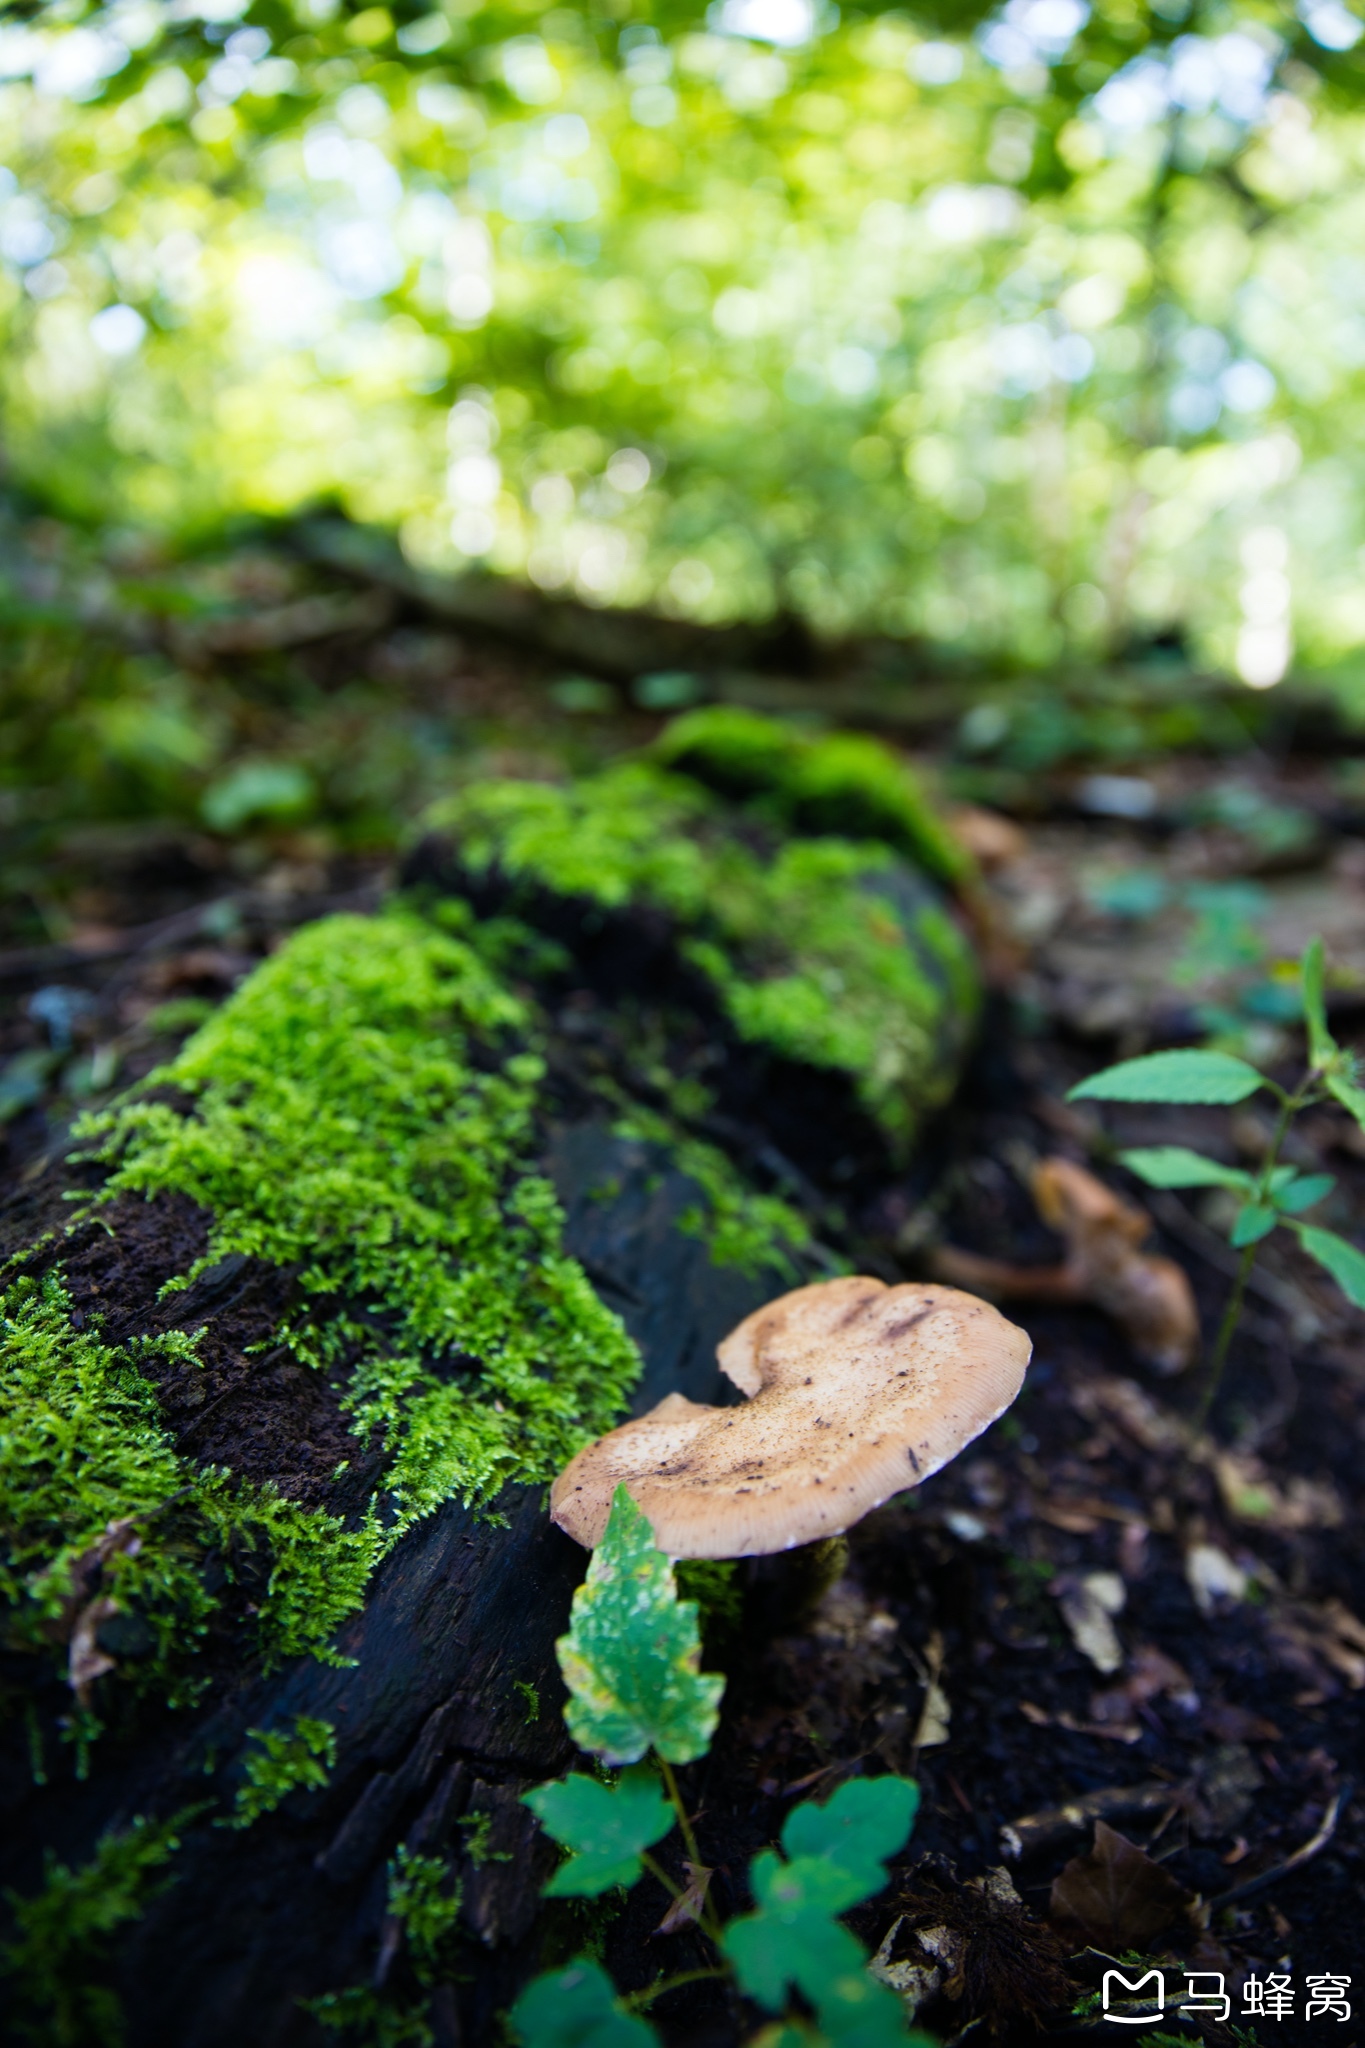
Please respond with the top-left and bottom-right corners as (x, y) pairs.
(551, 1276), (1031, 1557)
(931, 1156), (1199, 1375)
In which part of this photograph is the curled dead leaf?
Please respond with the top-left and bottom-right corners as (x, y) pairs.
(654, 1861), (714, 1937)
(68, 1596), (120, 1704)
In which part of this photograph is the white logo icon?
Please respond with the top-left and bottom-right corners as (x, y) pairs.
(1101, 1968), (1165, 2023)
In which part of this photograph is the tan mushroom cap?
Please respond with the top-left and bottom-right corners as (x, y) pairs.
(550, 1275), (1031, 1558)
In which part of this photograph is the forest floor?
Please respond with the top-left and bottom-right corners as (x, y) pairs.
(1, 515), (1363, 2046)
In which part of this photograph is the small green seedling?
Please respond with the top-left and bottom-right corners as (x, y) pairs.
(1070, 937), (1365, 1423)
(511, 1488), (928, 2048)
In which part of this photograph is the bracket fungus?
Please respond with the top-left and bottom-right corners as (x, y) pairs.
(551, 1276), (1031, 1558)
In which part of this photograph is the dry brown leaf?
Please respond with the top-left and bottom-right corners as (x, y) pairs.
(1053, 1570), (1126, 1676)
(911, 1628), (951, 1751)
(1069, 1375), (1188, 1455)
(1049, 1821), (1196, 1951)
(654, 1862), (714, 1937)
(1090, 1644), (1197, 1729)
(1213, 1452), (1344, 1532)
(1267, 1598), (1365, 1694)
(68, 1595), (119, 1704)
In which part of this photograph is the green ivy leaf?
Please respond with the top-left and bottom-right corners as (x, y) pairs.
(1294, 1225), (1365, 1309)
(1302, 937), (1334, 1066)
(1230, 1204), (1277, 1247)
(524, 1766), (674, 1897)
(1119, 1146), (1254, 1192)
(781, 1777), (921, 1896)
(1068, 1050), (1265, 1105)
(509, 1961), (657, 2048)
(1272, 1172), (1334, 1215)
(555, 1487), (724, 1766)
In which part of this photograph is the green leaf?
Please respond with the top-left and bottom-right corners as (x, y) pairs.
(1119, 1146), (1254, 1192)
(1272, 1172), (1334, 1215)
(509, 1962), (658, 2048)
(1068, 1050), (1264, 1105)
(815, 1969), (920, 2048)
(1327, 1067), (1365, 1131)
(1302, 937), (1334, 1066)
(1230, 1204), (1277, 1247)
(723, 1851), (870, 2008)
(555, 1487), (724, 1766)
(723, 1787), (917, 2033)
(780, 1777), (920, 1896)
(524, 1767), (674, 1897)
(1295, 1225), (1365, 1310)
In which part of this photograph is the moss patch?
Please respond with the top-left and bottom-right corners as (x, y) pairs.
(77, 907), (641, 1529)
(1, 908), (640, 1720)
(0, 1273), (373, 1702)
(0, 1809), (191, 2047)
(428, 753), (977, 1153)
(651, 704), (974, 888)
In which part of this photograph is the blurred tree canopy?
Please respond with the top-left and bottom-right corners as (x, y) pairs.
(4, 0), (1365, 682)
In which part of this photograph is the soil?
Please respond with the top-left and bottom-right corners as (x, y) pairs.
(2, 570), (1364, 2047)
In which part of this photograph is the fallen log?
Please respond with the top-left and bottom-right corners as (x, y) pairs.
(0, 715), (979, 2047)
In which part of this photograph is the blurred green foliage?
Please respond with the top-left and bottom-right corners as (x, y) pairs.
(4, 0), (1365, 689)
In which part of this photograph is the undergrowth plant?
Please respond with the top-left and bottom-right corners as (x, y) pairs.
(1071, 937), (1365, 1423)
(511, 1488), (928, 2048)
(0, 1810), (196, 2047)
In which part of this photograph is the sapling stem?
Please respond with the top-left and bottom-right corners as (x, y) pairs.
(1193, 1065), (1322, 1431)
(638, 1851), (686, 1904)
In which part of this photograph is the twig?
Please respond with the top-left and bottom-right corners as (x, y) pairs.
(1000, 1781), (1181, 1860)
(1209, 1786), (1348, 1910)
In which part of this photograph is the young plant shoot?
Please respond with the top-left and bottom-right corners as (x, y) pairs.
(1070, 938), (1365, 1421)
(512, 1488), (927, 2048)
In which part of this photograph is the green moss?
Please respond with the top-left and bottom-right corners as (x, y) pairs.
(674, 1559), (742, 1648)
(306, 1843), (463, 2047)
(77, 908), (641, 1529)
(608, 1101), (812, 1282)
(221, 1715), (337, 1829)
(651, 705), (974, 888)
(0, 906), (640, 1720)
(0, 1274), (373, 1704)
(0, 1810), (192, 2047)
(431, 757), (977, 1154)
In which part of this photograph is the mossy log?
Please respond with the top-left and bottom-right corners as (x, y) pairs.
(0, 716), (979, 2048)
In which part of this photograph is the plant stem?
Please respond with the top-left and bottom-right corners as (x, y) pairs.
(623, 1967), (729, 2011)
(1193, 1068), (1317, 1432)
(657, 1757), (701, 1869)
(1193, 1239), (1257, 1434)
(638, 1851), (686, 1903)
(655, 1756), (725, 1943)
